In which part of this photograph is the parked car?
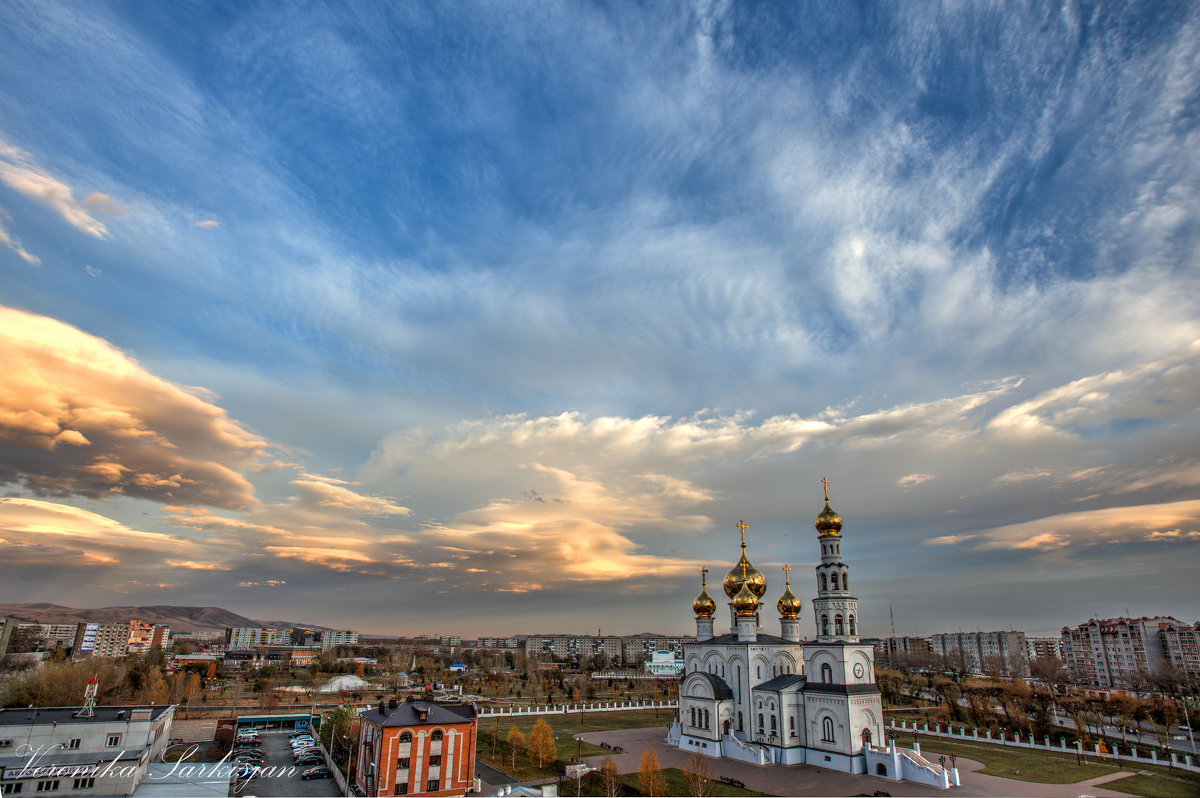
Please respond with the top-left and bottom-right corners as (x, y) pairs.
(301, 766), (332, 780)
(295, 755), (323, 766)
(289, 729), (313, 738)
(290, 739), (316, 750)
(232, 764), (261, 780)
(293, 747), (321, 758)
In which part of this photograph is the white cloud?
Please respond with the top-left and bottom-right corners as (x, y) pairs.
(0, 210), (39, 265)
(0, 139), (110, 238)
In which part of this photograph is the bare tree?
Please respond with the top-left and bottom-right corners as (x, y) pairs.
(683, 752), (713, 797)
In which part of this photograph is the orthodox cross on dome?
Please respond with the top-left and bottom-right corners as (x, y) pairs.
(821, 477), (831, 502)
(737, 518), (749, 547)
(699, 565), (708, 586)
(782, 563), (792, 587)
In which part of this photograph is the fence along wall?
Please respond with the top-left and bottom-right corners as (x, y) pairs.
(888, 718), (1200, 775)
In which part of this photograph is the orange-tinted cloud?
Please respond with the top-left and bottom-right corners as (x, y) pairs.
(0, 497), (198, 569)
(0, 305), (266, 508)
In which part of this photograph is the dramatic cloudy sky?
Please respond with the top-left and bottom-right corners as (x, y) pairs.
(1, 2), (1198, 638)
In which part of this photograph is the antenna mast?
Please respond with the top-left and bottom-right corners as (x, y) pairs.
(76, 678), (98, 718)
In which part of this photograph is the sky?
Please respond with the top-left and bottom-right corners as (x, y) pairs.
(1, 1), (1198, 639)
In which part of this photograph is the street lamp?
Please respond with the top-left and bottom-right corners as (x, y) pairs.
(342, 733), (353, 797)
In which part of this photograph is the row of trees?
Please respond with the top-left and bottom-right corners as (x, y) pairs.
(880, 665), (1189, 747)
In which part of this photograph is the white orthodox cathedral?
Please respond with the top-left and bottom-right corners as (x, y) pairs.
(668, 484), (884, 774)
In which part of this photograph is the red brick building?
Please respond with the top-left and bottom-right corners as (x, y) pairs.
(356, 696), (477, 797)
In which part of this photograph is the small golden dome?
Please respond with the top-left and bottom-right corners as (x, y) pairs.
(815, 501), (842, 536)
(732, 581), (759, 617)
(693, 566), (716, 619)
(777, 564), (801, 619)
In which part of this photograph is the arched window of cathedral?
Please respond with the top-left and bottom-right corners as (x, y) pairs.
(756, 665), (761, 679)
(690, 707), (696, 726)
(821, 615), (829, 636)
(821, 663), (833, 683)
(770, 715), (777, 734)
(400, 732), (412, 743)
(835, 614), (844, 635)
(737, 712), (743, 732)
(757, 713), (763, 734)
(704, 709), (710, 729)
(849, 615), (856, 635)
(843, 571), (848, 590)
(819, 572), (827, 591)
(789, 716), (796, 736)
(822, 716), (835, 743)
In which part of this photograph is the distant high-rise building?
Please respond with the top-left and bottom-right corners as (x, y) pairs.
(928, 630), (1028, 676)
(1060, 616), (1180, 689)
(524, 634), (622, 661)
(1026, 636), (1063, 661)
(225, 627), (277, 649)
(622, 634), (689, 663)
(1159, 622), (1200, 681)
(323, 630), (359, 650)
(73, 622), (131, 658)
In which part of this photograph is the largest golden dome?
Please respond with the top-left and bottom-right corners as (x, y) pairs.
(723, 518), (767, 599)
(815, 501), (842, 536)
(723, 551), (767, 600)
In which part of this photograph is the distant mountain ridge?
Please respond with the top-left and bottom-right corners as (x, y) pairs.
(0, 603), (315, 633)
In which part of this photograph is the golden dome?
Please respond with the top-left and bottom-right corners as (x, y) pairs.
(777, 564), (801, 619)
(732, 581), (759, 617)
(815, 501), (842, 536)
(723, 519), (767, 599)
(693, 566), (716, 619)
(723, 552), (767, 600)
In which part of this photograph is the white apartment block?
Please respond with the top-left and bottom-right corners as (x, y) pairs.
(224, 627), (278, 649)
(322, 630), (360, 650)
(622, 634), (690, 662)
(1061, 616), (1182, 688)
(1160, 622), (1200, 681)
(525, 634), (623, 661)
(0, 705), (174, 796)
(929, 630), (1028, 676)
(475, 637), (520, 649)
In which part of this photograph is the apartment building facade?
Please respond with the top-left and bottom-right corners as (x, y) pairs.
(1060, 616), (1177, 688)
(929, 630), (1029, 676)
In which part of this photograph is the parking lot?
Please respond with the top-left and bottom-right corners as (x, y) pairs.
(229, 730), (341, 798)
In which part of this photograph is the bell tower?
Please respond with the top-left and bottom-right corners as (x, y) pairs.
(811, 478), (859, 643)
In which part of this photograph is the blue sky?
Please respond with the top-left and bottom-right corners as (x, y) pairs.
(1, 1), (1198, 637)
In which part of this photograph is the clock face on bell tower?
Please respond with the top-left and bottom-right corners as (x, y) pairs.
(853, 662), (864, 678)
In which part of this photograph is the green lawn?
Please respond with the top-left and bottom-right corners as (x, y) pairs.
(1103, 773), (1200, 798)
(475, 708), (673, 781)
(912, 735), (1120, 783)
(912, 732), (1200, 795)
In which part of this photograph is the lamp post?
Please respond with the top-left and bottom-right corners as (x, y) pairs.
(342, 733), (353, 797)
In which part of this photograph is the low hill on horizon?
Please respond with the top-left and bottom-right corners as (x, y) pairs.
(0, 603), (314, 633)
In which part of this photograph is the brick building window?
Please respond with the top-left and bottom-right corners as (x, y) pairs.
(427, 780), (439, 792)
